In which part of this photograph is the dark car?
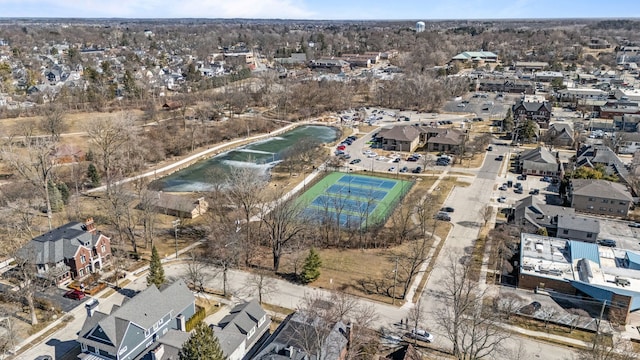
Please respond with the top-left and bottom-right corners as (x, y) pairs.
(412, 166), (423, 173)
(434, 212), (451, 221)
(350, 158), (362, 164)
(407, 157), (418, 162)
(35, 356), (53, 360)
(597, 239), (617, 247)
(514, 188), (523, 194)
(64, 289), (86, 300)
(529, 189), (540, 195)
(441, 207), (454, 213)
(629, 222), (640, 228)
(393, 157), (401, 163)
(520, 301), (542, 315)
(495, 155), (504, 161)
(399, 166), (409, 173)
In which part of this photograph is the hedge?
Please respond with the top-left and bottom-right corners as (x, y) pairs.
(185, 305), (206, 332)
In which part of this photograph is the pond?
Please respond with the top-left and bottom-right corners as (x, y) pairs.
(151, 125), (340, 192)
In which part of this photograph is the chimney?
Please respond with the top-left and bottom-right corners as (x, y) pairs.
(176, 314), (185, 331)
(85, 217), (96, 234)
(85, 298), (99, 317)
(151, 344), (165, 360)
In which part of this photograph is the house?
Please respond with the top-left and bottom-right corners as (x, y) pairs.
(557, 88), (609, 102)
(450, 51), (498, 64)
(618, 132), (640, 154)
(424, 127), (467, 153)
(478, 79), (534, 94)
(614, 88), (640, 102)
(519, 233), (640, 324)
(310, 59), (350, 73)
(556, 214), (600, 243)
(211, 299), (271, 360)
(575, 145), (629, 182)
(376, 125), (423, 152)
(569, 179), (633, 217)
(17, 218), (111, 284)
(139, 192), (209, 219)
(162, 101), (182, 111)
(252, 311), (349, 360)
(514, 62), (549, 72)
(517, 147), (562, 177)
(614, 114), (640, 132)
(77, 280), (196, 360)
(545, 122), (574, 147)
(534, 71), (564, 83)
(512, 95), (552, 128)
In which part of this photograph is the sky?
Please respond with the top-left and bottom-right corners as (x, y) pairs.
(0, 0), (639, 20)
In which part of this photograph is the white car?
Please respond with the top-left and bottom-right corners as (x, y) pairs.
(376, 156), (387, 161)
(367, 153), (377, 158)
(498, 196), (507, 203)
(407, 329), (434, 343)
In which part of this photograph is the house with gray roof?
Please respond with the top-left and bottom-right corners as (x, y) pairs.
(17, 218), (111, 284)
(575, 145), (629, 183)
(545, 122), (575, 147)
(139, 192), (208, 219)
(517, 146), (562, 178)
(509, 196), (599, 242)
(450, 51), (498, 63)
(376, 125), (423, 152)
(569, 179), (633, 217)
(211, 299), (270, 360)
(252, 311), (349, 360)
(513, 96), (552, 128)
(77, 280), (196, 360)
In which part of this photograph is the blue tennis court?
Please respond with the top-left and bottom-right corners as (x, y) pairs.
(311, 195), (376, 214)
(298, 172), (412, 229)
(337, 174), (397, 189)
(326, 184), (387, 201)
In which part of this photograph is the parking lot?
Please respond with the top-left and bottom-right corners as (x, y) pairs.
(441, 91), (512, 119)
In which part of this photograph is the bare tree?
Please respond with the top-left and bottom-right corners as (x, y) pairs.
(1, 137), (56, 230)
(407, 298), (426, 345)
(492, 292), (524, 320)
(183, 252), (213, 294)
(433, 253), (510, 360)
(12, 254), (39, 325)
(39, 104), (67, 142)
(86, 115), (133, 197)
(578, 335), (638, 360)
(248, 269), (277, 304)
(260, 191), (308, 272)
(224, 166), (267, 266)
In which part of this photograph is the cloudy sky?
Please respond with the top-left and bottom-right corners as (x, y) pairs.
(0, 0), (638, 19)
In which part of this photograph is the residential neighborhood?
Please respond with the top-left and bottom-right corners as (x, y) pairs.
(3, 12), (640, 360)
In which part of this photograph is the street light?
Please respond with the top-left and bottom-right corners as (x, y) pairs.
(172, 219), (181, 259)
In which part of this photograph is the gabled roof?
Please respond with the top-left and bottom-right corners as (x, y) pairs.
(19, 222), (105, 265)
(78, 280), (194, 353)
(377, 125), (421, 142)
(576, 145), (629, 179)
(214, 299), (270, 358)
(514, 99), (552, 112)
(513, 195), (575, 229)
(451, 51), (497, 60)
(520, 146), (556, 164)
(426, 128), (465, 145)
(571, 179), (633, 201)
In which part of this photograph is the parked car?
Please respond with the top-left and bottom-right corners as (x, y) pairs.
(388, 167), (396, 172)
(499, 185), (507, 191)
(434, 212), (451, 221)
(64, 289), (86, 300)
(350, 159), (362, 164)
(407, 156), (418, 162)
(520, 301), (542, 315)
(441, 207), (455, 213)
(629, 222), (640, 228)
(497, 196), (507, 203)
(597, 239), (617, 247)
(487, 145), (493, 151)
(541, 176), (553, 182)
(514, 182), (522, 189)
(529, 189), (540, 195)
(400, 166), (409, 173)
(34, 356), (53, 360)
(495, 155), (504, 161)
(412, 166), (423, 173)
(393, 157), (401, 163)
(406, 329), (434, 343)
(514, 188), (523, 194)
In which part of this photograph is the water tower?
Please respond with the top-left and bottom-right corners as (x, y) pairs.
(416, 21), (426, 33)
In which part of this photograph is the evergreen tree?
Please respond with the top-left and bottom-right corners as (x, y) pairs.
(87, 163), (101, 187)
(48, 180), (64, 213)
(300, 248), (322, 284)
(179, 321), (225, 360)
(57, 182), (70, 204)
(147, 246), (165, 288)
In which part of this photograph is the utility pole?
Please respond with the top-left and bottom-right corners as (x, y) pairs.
(593, 299), (607, 350)
(172, 219), (181, 259)
(392, 257), (399, 305)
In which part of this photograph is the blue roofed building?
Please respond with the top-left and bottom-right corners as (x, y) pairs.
(519, 233), (640, 324)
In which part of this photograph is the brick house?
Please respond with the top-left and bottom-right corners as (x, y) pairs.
(18, 218), (111, 284)
(513, 95), (552, 129)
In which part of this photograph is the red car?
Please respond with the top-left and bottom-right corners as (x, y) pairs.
(64, 289), (86, 300)
(337, 145), (346, 151)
